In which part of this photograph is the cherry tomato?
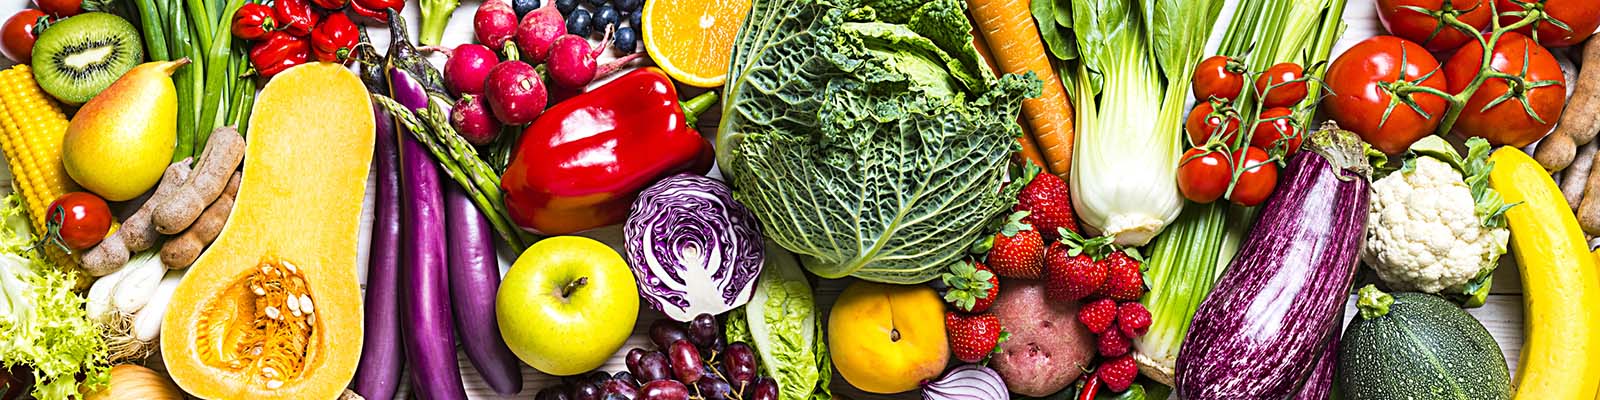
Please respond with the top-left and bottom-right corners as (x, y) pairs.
(33, 0), (81, 17)
(1255, 63), (1309, 108)
(1185, 100), (1242, 146)
(1178, 148), (1233, 204)
(1192, 55), (1246, 102)
(45, 192), (111, 251)
(1324, 36), (1450, 155)
(1250, 107), (1303, 155)
(1442, 32), (1565, 147)
(1, 10), (46, 64)
(1376, 0), (1492, 52)
(1228, 147), (1278, 207)
(1498, 0), (1600, 48)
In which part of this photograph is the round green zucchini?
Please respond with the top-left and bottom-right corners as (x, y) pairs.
(1338, 285), (1511, 400)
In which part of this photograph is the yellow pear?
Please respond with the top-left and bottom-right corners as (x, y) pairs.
(63, 59), (186, 201)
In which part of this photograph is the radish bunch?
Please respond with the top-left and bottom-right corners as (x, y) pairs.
(441, 0), (642, 144)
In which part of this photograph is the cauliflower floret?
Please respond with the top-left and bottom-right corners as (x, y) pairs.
(1363, 156), (1509, 294)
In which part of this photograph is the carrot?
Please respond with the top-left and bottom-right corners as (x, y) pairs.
(967, 0), (1076, 178)
(972, 24), (1048, 168)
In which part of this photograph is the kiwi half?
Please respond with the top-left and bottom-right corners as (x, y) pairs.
(31, 12), (143, 106)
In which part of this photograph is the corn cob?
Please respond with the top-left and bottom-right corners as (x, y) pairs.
(0, 65), (86, 279)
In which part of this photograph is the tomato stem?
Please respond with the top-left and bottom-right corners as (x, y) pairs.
(1429, 4), (1547, 138)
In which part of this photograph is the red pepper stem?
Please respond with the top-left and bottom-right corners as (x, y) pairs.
(680, 91), (718, 128)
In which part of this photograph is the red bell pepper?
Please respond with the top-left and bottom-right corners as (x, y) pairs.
(349, 0), (403, 22)
(312, 0), (347, 11)
(311, 12), (359, 63)
(272, 0), (319, 36)
(500, 67), (717, 235)
(249, 31), (308, 78)
(230, 3), (276, 40)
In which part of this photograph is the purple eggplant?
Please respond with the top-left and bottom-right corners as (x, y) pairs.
(1174, 128), (1370, 400)
(1291, 317), (1342, 400)
(352, 92), (406, 400)
(446, 182), (522, 395)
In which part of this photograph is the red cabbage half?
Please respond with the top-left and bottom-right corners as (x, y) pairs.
(625, 173), (765, 321)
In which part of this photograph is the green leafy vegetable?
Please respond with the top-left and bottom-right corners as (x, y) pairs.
(715, 0), (1037, 284)
(0, 194), (110, 399)
(740, 244), (827, 400)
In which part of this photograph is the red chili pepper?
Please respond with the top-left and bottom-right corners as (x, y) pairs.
(230, 3), (276, 40)
(272, 0), (320, 36)
(311, 0), (347, 11)
(348, 0), (402, 22)
(500, 67), (717, 235)
(311, 12), (359, 63)
(1076, 376), (1101, 400)
(249, 31), (308, 78)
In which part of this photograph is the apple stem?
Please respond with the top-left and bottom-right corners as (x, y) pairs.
(562, 276), (589, 298)
(890, 328), (901, 342)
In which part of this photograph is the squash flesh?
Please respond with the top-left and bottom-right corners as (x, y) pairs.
(162, 62), (374, 400)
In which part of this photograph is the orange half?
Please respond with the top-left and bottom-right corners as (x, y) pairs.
(640, 0), (751, 87)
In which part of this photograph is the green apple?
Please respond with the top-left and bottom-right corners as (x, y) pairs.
(498, 235), (640, 376)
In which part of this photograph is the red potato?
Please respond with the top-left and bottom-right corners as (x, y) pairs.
(989, 279), (1096, 397)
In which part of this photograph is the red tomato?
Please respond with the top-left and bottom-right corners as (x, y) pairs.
(1, 10), (46, 64)
(1250, 107), (1303, 155)
(1442, 31), (1566, 147)
(1177, 148), (1232, 204)
(45, 192), (111, 251)
(1228, 147), (1278, 207)
(1376, 0), (1492, 51)
(1193, 55), (1246, 102)
(1497, 0), (1600, 48)
(1185, 100), (1242, 146)
(1255, 63), (1308, 108)
(1324, 36), (1450, 155)
(34, 0), (80, 17)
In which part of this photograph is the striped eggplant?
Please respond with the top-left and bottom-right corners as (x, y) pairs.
(1174, 126), (1371, 399)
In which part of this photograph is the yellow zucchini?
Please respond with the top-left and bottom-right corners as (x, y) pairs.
(1487, 147), (1600, 400)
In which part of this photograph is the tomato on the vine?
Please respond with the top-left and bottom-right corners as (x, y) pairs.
(1228, 147), (1278, 207)
(1442, 31), (1565, 148)
(1177, 148), (1232, 204)
(46, 192), (111, 251)
(1193, 55), (1246, 102)
(1250, 107), (1303, 155)
(1497, 0), (1600, 48)
(34, 0), (81, 17)
(1376, 0), (1492, 52)
(1324, 35), (1450, 155)
(1255, 63), (1308, 108)
(1185, 100), (1242, 146)
(1, 10), (46, 64)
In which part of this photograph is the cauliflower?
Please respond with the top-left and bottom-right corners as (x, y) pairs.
(1363, 155), (1508, 294)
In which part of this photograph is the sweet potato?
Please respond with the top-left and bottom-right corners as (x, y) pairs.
(160, 172), (240, 268)
(81, 160), (193, 276)
(153, 127), (245, 235)
(988, 280), (1096, 397)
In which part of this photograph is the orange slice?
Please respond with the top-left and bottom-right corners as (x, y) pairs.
(640, 0), (751, 87)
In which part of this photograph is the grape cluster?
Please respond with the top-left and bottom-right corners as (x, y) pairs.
(537, 314), (778, 400)
(513, 0), (643, 53)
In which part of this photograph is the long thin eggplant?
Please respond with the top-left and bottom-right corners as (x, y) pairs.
(385, 9), (448, 96)
(392, 64), (467, 400)
(1291, 315), (1343, 400)
(1174, 127), (1371, 400)
(445, 183), (523, 395)
(352, 36), (406, 400)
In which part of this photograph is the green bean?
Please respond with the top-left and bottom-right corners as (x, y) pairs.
(196, 0), (243, 145)
(132, 0), (168, 60)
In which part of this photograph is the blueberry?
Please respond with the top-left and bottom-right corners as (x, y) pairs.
(555, 0), (578, 14)
(629, 11), (641, 28)
(614, 0), (641, 11)
(594, 5), (619, 31)
(513, 0), (541, 18)
(585, 0), (605, 6)
(614, 26), (637, 53)
(567, 9), (593, 36)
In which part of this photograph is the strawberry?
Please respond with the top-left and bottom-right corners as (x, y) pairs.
(945, 312), (1007, 363)
(1044, 242), (1106, 302)
(1096, 326), (1131, 357)
(1094, 250), (1147, 301)
(942, 260), (1000, 313)
(1076, 298), (1117, 335)
(1118, 302), (1153, 338)
(1014, 164), (1080, 241)
(986, 212), (1045, 279)
(1096, 355), (1138, 392)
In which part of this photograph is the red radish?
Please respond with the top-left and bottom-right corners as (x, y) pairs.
(474, 0), (518, 50)
(515, 0), (565, 63)
(483, 60), (548, 125)
(547, 32), (643, 89)
(441, 44), (500, 97)
(452, 94), (503, 145)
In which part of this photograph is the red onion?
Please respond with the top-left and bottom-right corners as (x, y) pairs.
(923, 365), (1009, 400)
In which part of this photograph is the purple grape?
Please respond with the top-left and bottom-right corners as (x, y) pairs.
(650, 319), (691, 350)
(571, 382), (603, 400)
(586, 371), (613, 387)
(752, 378), (778, 400)
(701, 337), (727, 359)
(602, 379), (638, 400)
(696, 376), (734, 400)
(723, 342), (758, 390)
(687, 314), (720, 346)
(614, 371), (637, 385)
(539, 385), (574, 400)
(626, 348), (648, 371)
(631, 351), (673, 382)
(668, 340), (705, 384)
(639, 380), (691, 400)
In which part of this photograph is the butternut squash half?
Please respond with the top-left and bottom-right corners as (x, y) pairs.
(162, 62), (374, 400)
